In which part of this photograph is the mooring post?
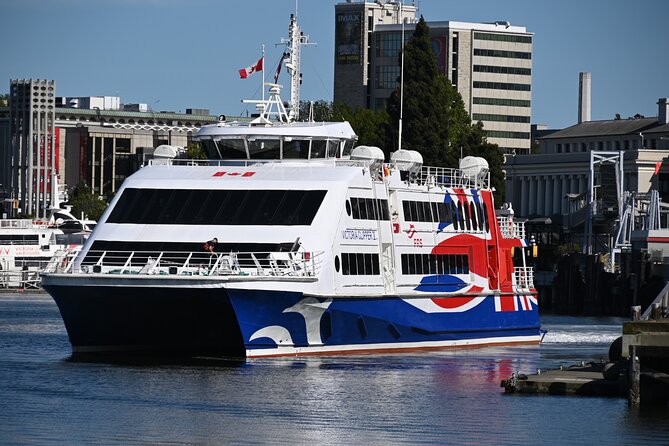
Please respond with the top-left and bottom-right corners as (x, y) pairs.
(631, 305), (641, 321)
(629, 345), (640, 406)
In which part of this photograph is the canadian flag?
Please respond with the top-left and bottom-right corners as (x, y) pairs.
(239, 57), (263, 79)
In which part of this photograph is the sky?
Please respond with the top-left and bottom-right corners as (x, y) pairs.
(1, 0), (668, 129)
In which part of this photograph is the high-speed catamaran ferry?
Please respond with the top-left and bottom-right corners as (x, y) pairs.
(41, 15), (540, 358)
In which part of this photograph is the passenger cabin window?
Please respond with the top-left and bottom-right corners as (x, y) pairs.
(107, 188), (327, 225)
(350, 197), (390, 220)
(0, 234), (39, 245)
(341, 252), (380, 275)
(401, 253), (469, 275)
(402, 199), (486, 231)
(249, 139), (281, 159)
(283, 139), (310, 159)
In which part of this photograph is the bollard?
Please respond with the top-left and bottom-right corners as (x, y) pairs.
(631, 305), (641, 321)
(652, 303), (662, 320)
(629, 345), (640, 406)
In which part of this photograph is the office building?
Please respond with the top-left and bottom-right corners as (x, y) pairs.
(334, 2), (534, 154)
(0, 79), (218, 217)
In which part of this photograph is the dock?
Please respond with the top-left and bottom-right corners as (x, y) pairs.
(501, 362), (625, 397)
(503, 283), (669, 406)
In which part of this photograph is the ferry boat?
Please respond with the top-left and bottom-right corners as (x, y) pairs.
(41, 15), (540, 358)
(1, 185), (94, 289)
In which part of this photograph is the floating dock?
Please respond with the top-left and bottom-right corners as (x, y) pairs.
(503, 287), (669, 406)
(501, 362), (625, 397)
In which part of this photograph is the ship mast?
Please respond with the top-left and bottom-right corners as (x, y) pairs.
(281, 13), (315, 121)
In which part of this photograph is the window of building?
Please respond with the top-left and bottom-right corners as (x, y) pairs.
(401, 253), (469, 275)
(473, 32), (532, 44)
(473, 48), (531, 59)
(341, 252), (380, 275)
(472, 113), (530, 123)
(107, 188), (327, 225)
(375, 65), (400, 89)
(375, 32), (403, 57)
(473, 65), (531, 76)
(556, 144), (562, 153)
(483, 130), (531, 139)
(473, 81), (531, 91)
(473, 97), (531, 108)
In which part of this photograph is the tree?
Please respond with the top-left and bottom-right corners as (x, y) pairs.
(0, 93), (8, 107)
(68, 183), (108, 221)
(334, 103), (390, 148)
(298, 100), (391, 149)
(386, 17), (505, 202)
(187, 142), (206, 160)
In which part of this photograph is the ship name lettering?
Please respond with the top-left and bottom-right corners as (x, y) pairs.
(341, 229), (377, 241)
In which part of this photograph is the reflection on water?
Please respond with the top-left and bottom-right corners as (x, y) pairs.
(1, 293), (668, 445)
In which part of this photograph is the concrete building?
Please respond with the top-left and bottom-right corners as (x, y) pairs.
(334, 2), (533, 154)
(504, 98), (669, 221)
(0, 79), (218, 217)
(333, 0), (417, 110)
(6, 79), (57, 219)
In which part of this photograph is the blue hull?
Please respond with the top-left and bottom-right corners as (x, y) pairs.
(228, 289), (540, 357)
(43, 283), (540, 358)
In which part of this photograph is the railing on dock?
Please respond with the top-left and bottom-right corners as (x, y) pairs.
(639, 281), (669, 320)
(497, 217), (526, 240)
(513, 266), (534, 290)
(44, 249), (323, 279)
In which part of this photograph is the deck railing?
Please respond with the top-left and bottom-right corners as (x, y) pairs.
(44, 249), (323, 279)
(417, 166), (490, 189)
(513, 266), (534, 290)
(497, 217), (526, 240)
(149, 158), (491, 190)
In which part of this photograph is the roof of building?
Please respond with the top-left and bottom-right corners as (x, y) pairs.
(644, 122), (669, 134)
(377, 20), (529, 34)
(540, 117), (659, 139)
(53, 107), (219, 122)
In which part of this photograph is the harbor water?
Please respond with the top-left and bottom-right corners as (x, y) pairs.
(1, 292), (668, 445)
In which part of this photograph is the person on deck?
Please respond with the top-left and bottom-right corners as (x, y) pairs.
(203, 237), (218, 253)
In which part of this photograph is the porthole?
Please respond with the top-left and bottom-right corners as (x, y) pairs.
(345, 200), (351, 216)
(334, 255), (340, 272)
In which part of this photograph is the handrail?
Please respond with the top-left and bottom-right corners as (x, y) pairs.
(44, 249), (324, 279)
(640, 281), (669, 320)
(497, 217), (526, 240)
(513, 266), (534, 290)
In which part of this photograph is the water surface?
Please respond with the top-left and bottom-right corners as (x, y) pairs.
(1, 293), (668, 445)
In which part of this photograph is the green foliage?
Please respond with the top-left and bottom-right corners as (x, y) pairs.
(0, 93), (8, 107)
(298, 100), (391, 149)
(333, 103), (390, 148)
(386, 17), (505, 203)
(187, 142), (206, 160)
(68, 183), (108, 221)
(299, 100), (335, 122)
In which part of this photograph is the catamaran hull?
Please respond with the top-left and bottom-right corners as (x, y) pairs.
(42, 277), (540, 358)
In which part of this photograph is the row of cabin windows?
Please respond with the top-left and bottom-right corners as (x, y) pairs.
(200, 138), (355, 160)
(402, 200), (489, 232)
(107, 188), (326, 225)
(347, 198), (390, 220)
(0, 234), (39, 245)
(339, 252), (380, 276)
(401, 253), (469, 276)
